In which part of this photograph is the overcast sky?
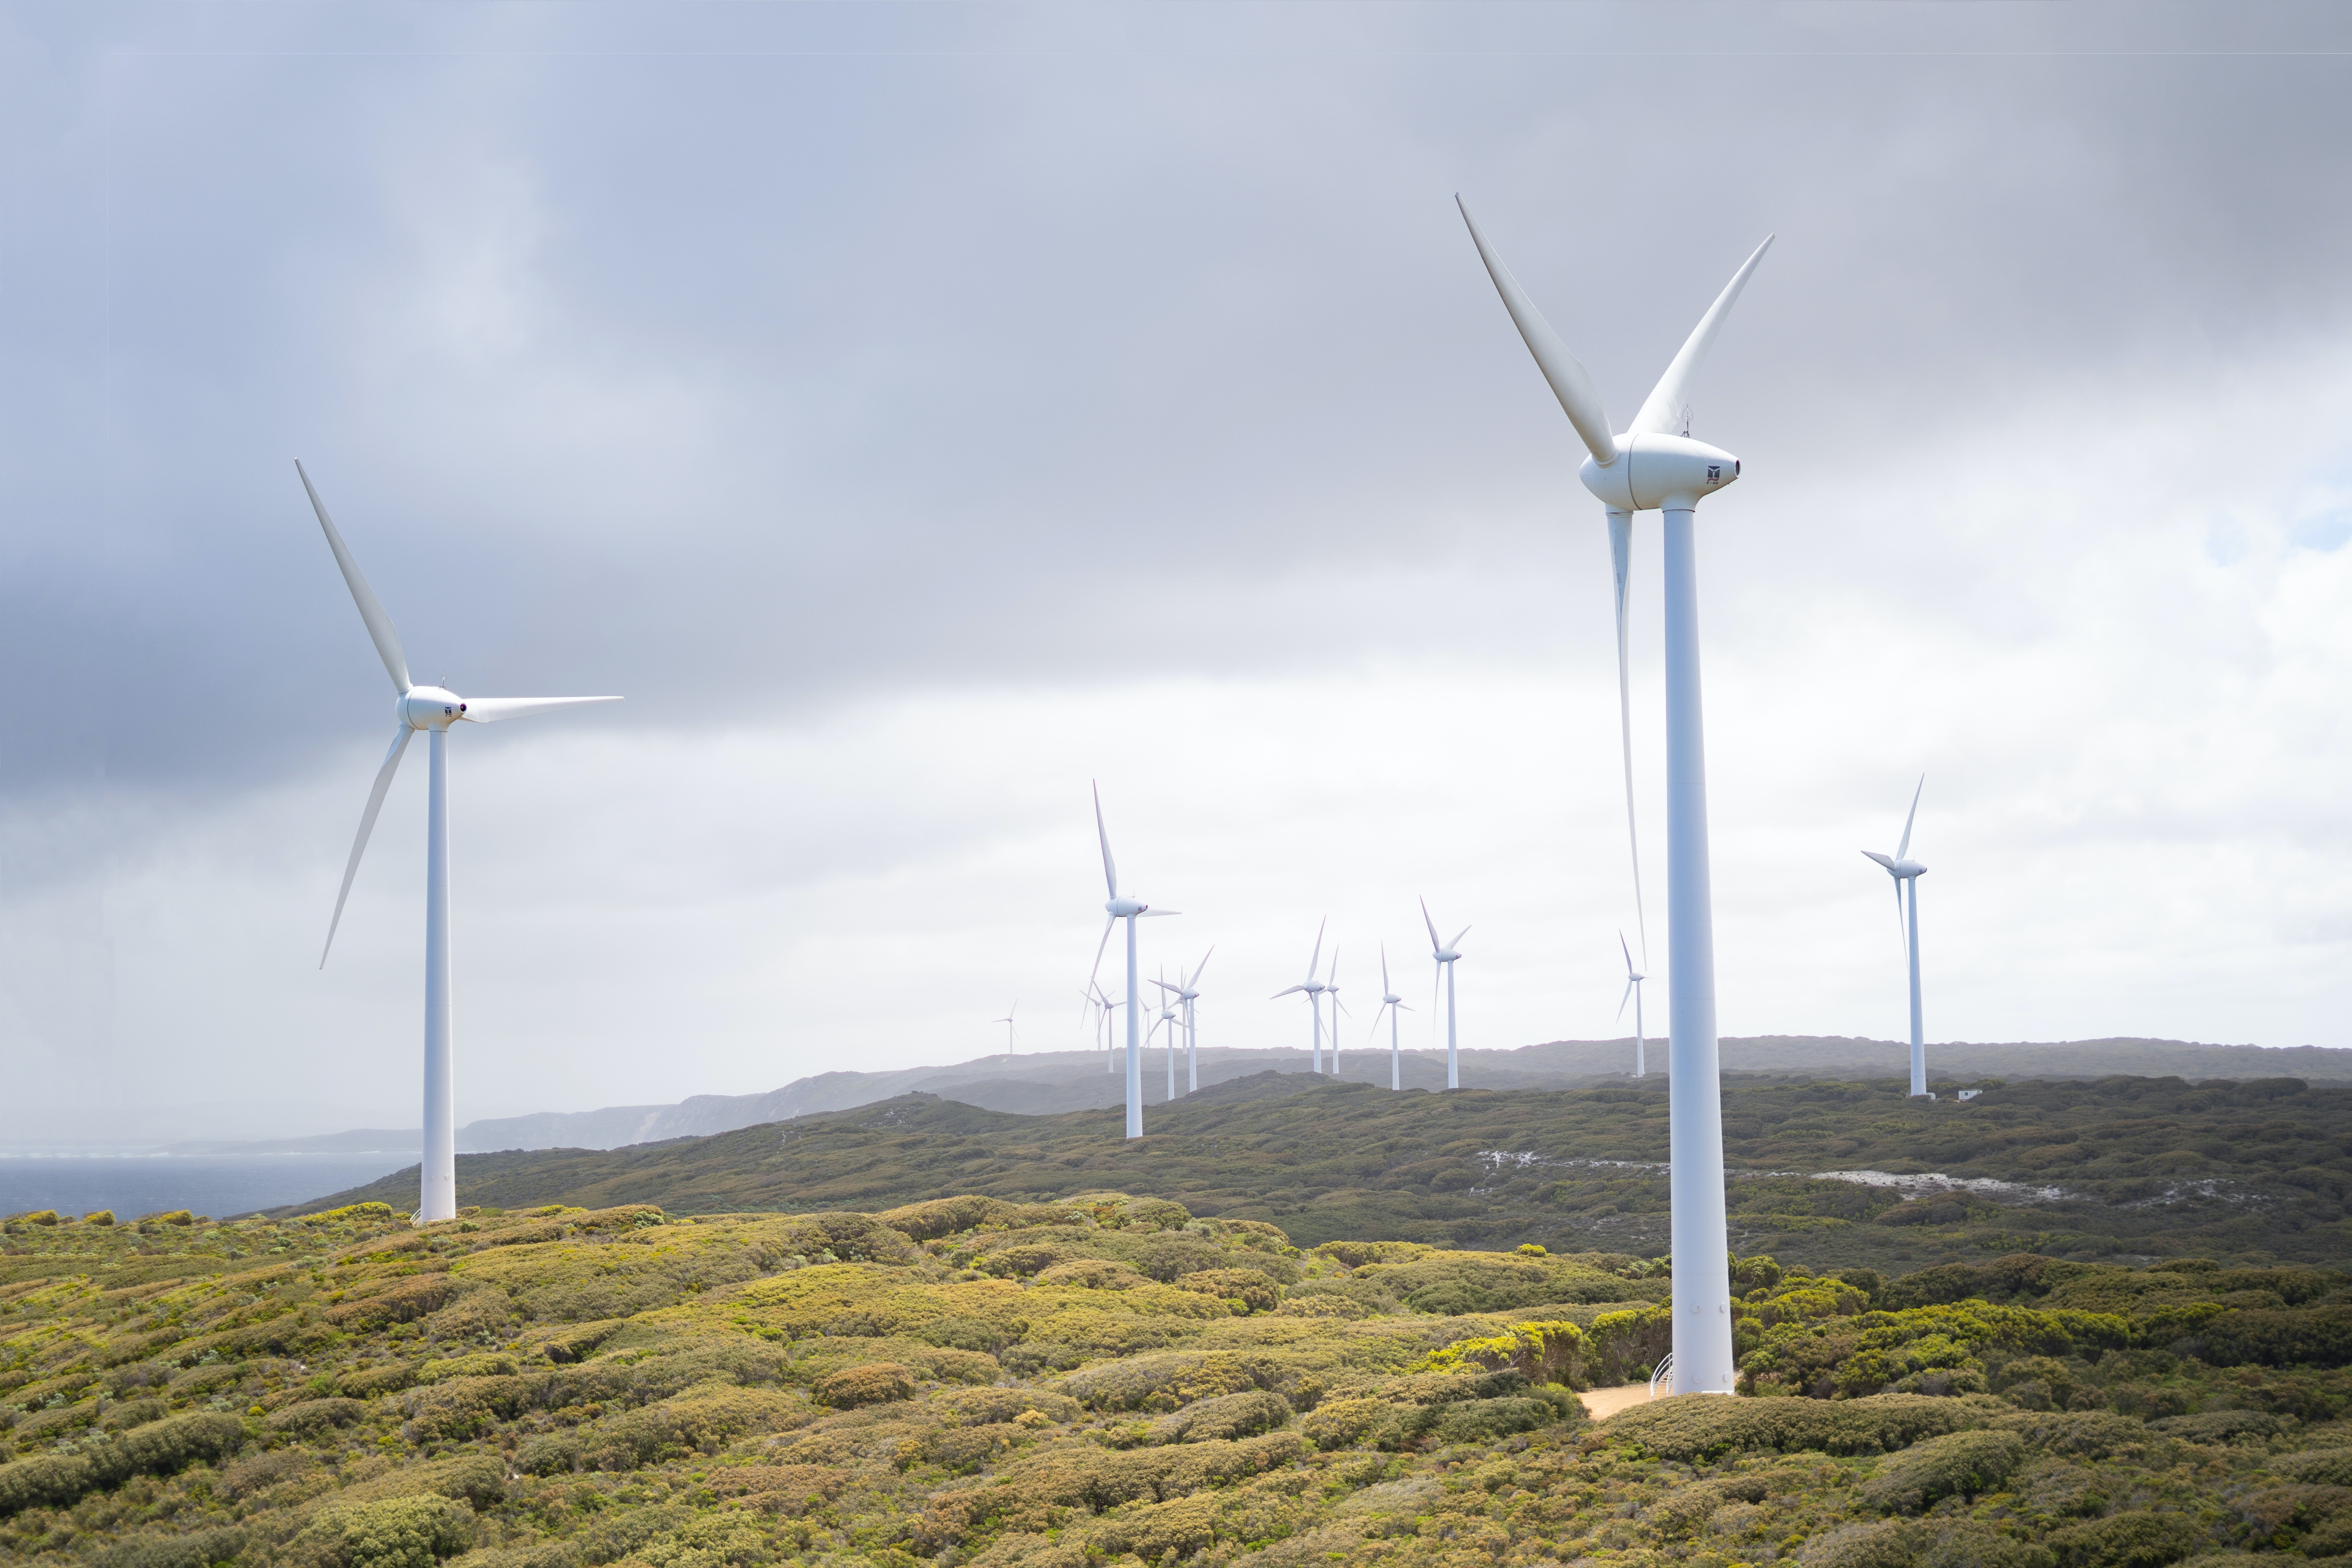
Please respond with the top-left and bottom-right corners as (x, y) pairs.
(3, 1), (2349, 1140)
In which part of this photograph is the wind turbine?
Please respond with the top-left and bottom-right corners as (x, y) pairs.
(300, 462), (619, 1226)
(1323, 947), (1345, 1076)
(993, 1002), (1017, 1057)
(1270, 920), (1328, 1073)
(1087, 782), (1178, 1139)
(1862, 776), (1930, 1097)
(1369, 945), (1412, 1091)
(1459, 198), (1771, 1398)
(1419, 898), (1468, 1089)
(1078, 982), (1118, 1071)
(1152, 967), (1181, 1101)
(1149, 948), (1212, 1095)
(1617, 932), (1647, 1078)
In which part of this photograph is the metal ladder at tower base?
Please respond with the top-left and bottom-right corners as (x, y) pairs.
(1648, 1352), (1674, 1400)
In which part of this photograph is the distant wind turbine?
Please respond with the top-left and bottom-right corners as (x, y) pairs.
(1369, 946), (1412, 1091)
(1862, 776), (1931, 1097)
(1617, 932), (1647, 1078)
(1419, 898), (1468, 1089)
(1323, 947), (1345, 1075)
(1459, 196), (1772, 1397)
(1150, 949), (1212, 1096)
(993, 1003), (1017, 1057)
(1078, 982), (1117, 1071)
(301, 462), (619, 1226)
(1270, 920), (1328, 1073)
(1087, 782), (1178, 1139)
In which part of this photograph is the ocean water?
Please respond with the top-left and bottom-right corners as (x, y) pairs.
(0, 1154), (414, 1221)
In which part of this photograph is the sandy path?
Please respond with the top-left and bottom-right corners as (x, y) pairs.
(1577, 1384), (1657, 1421)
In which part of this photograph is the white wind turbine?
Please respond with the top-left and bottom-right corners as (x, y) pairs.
(1150, 967), (1181, 1101)
(993, 1002), (1017, 1057)
(1323, 947), (1346, 1075)
(1149, 949), (1212, 1096)
(301, 462), (619, 1226)
(1862, 776), (1930, 1097)
(1368, 945), (1412, 1091)
(1617, 931), (1647, 1078)
(1078, 982), (1118, 1072)
(1460, 198), (1771, 1398)
(1419, 898), (1468, 1089)
(1270, 920), (1328, 1073)
(1087, 782), (1178, 1139)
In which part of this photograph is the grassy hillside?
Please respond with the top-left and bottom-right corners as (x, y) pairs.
(273, 1072), (2352, 1273)
(6, 1194), (2352, 1567)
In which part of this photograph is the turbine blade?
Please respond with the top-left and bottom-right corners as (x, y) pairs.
(1897, 774), (1925, 860)
(1628, 234), (1775, 437)
(1455, 197), (1617, 467)
(1306, 917), (1325, 982)
(1326, 944), (1340, 987)
(459, 695), (622, 724)
(1149, 978), (1181, 995)
(1140, 909), (1180, 918)
(1619, 929), (1635, 978)
(1091, 780), (1118, 899)
(298, 461), (412, 694)
(1421, 897), (1441, 954)
(1271, 984), (1307, 999)
(1450, 926), (1471, 950)
(1610, 507), (1648, 970)
(1862, 850), (1897, 871)
(1189, 946), (1214, 989)
(1894, 880), (1907, 951)
(1088, 916), (1116, 993)
(1617, 976), (1635, 1022)
(320, 727), (413, 967)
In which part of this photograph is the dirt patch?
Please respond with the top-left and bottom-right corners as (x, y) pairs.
(1578, 1384), (1658, 1421)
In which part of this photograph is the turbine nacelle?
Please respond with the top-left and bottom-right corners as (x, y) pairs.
(1861, 850), (1927, 880)
(1580, 434), (1742, 514)
(399, 686), (469, 730)
(1105, 897), (1149, 918)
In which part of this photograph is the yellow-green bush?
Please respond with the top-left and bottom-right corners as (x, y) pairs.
(811, 1362), (915, 1409)
(289, 1494), (473, 1568)
(1862, 1428), (2027, 1514)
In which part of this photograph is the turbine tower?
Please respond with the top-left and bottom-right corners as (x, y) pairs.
(1460, 199), (1771, 1398)
(1419, 898), (1468, 1089)
(1270, 920), (1327, 1073)
(1323, 947), (1345, 1075)
(301, 462), (619, 1226)
(1150, 949), (1212, 1096)
(993, 1003), (1017, 1057)
(1087, 782), (1178, 1139)
(1369, 945), (1412, 1091)
(1862, 776), (1930, 1097)
(1618, 931), (1647, 1078)
(1079, 982), (1117, 1071)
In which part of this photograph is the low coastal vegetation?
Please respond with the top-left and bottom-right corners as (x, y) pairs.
(5, 1186), (2352, 1566)
(281, 1073), (2352, 1273)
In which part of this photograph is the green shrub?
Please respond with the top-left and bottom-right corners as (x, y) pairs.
(583, 1386), (803, 1469)
(138, 1210), (196, 1227)
(1993, 1410), (2153, 1459)
(0, 1412), (247, 1517)
(340, 1365), (418, 1399)
(1147, 1389), (1291, 1444)
(811, 1362), (915, 1409)
(1299, 1397), (1395, 1451)
(415, 1354), (518, 1384)
(401, 1375), (527, 1441)
(290, 1494), (473, 1568)
(332, 1454), (506, 1510)
(1419, 1390), (1579, 1446)
(105, 1398), (169, 1432)
(515, 1433), (581, 1477)
(2044, 1509), (2203, 1568)
(1174, 1267), (1281, 1314)
(85, 1210), (117, 1227)
(327, 1277), (478, 1331)
(2278, 1448), (2352, 1488)
(2148, 1410), (2281, 1444)
(933, 1387), (1082, 1427)
(1606, 1392), (1989, 1462)
(269, 1398), (369, 1437)
(1863, 1430), (2027, 1514)
(2192, 1307), (2352, 1369)
(91, 1527), (247, 1568)
(1051, 1350), (1277, 1413)
(1800, 1519), (1924, 1568)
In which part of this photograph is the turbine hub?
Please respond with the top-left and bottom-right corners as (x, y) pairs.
(1893, 860), (1926, 878)
(1579, 433), (1740, 513)
(1106, 897), (1147, 918)
(399, 685), (468, 730)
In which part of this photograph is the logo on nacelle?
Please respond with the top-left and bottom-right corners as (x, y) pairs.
(1707, 465), (1721, 481)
